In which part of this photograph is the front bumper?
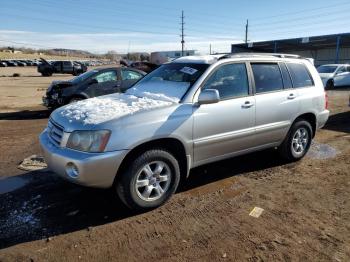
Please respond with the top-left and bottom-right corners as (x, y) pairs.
(317, 109), (330, 129)
(39, 130), (128, 188)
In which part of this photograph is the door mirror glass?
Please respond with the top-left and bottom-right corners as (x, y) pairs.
(198, 89), (220, 105)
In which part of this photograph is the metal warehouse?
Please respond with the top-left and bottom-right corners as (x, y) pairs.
(231, 33), (350, 66)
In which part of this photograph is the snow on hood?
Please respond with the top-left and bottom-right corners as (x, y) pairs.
(60, 93), (173, 125)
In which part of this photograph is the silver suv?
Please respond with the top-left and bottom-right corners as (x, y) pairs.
(40, 53), (329, 210)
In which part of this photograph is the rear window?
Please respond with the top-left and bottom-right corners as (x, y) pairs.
(287, 63), (314, 88)
(251, 63), (283, 93)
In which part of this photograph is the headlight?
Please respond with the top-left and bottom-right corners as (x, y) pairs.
(66, 130), (111, 152)
(51, 93), (59, 99)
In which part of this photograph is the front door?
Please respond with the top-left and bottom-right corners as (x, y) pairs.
(334, 66), (350, 86)
(193, 62), (256, 165)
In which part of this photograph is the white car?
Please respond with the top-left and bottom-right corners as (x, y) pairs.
(317, 64), (350, 89)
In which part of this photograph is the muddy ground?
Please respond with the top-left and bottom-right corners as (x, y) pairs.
(0, 67), (349, 261)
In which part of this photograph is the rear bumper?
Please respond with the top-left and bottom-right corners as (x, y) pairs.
(39, 130), (128, 188)
(317, 110), (330, 129)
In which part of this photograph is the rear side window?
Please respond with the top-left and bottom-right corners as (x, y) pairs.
(251, 63), (283, 93)
(286, 63), (314, 88)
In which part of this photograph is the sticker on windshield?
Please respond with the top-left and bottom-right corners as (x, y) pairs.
(180, 67), (198, 75)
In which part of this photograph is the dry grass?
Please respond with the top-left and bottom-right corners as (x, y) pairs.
(0, 51), (90, 61)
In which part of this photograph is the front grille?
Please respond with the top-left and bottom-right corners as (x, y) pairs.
(47, 118), (64, 146)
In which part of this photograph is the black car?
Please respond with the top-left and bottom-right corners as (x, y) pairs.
(43, 67), (146, 108)
(38, 58), (87, 76)
(5, 60), (18, 67)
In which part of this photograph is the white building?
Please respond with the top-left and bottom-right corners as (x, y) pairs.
(150, 50), (196, 65)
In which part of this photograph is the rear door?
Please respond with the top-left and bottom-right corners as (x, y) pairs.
(251, 62), (299, 146)
(193, 62), (256, 165)
(62, 61), (73, 73)
(120, 69), (144, 92)
(90, 69), (119, 97)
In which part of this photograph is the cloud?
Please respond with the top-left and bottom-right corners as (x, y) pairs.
(0, 30), (241, 54)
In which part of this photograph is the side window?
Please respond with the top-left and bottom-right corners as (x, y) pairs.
(63, 61), (71, 66)
(280, 63), (293, 89)
(94, 71), (117, 83)
(286, 63), (314, 88)
(202, 63), (249, 99)
(346, 66), (350, 72)
(336, 66), (346, 74)
(121, 70), (143, 80)
(251, 63), (283, 93)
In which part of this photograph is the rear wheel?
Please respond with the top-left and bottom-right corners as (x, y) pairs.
(116, 149), (180, 211)
(278, 120), (313, 161)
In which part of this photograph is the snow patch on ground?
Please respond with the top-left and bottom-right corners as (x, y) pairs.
(60, 93), (173, 125)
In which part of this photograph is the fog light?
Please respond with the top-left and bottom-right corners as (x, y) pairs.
(66, 162), (79, 178)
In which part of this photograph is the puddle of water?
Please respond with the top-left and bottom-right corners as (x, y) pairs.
(307, 142), (338, 160)
(0, 176), (28, 194)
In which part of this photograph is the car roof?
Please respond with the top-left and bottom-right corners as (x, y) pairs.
(319, 64), (349, 67)
(173, 53), (309, 65)
(95, 66), (147, 75)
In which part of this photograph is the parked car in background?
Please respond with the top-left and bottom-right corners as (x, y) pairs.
(15, 61), (26, 67)
(4, 60), (18, 67)
(38, 58), (87, 76)
(40, 53), (329, 211)
(317, 64), (350, 89)
(43, 67), (146, 108)
(0, 61), (7, 67)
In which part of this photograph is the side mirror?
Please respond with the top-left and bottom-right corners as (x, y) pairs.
(88, 79), (98, 85)
(198, 89), (220, 105)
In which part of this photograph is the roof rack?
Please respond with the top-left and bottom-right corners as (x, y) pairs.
(218, 52), (302, 60)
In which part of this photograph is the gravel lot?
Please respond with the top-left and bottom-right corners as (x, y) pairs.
(0, 67), (349, 261)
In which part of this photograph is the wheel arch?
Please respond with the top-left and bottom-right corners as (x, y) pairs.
(293, 112), (317, 138)
(115, 137), (189, 186)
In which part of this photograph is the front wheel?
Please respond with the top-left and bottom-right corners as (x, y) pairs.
(116, 149), (180, 211)
(278, 120), (313, 161)
(69, 97), (84, 104)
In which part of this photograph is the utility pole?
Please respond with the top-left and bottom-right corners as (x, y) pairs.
(181, 10), (185, 56)
(209, 44), (212, 55)
(245, 19), (249, 44)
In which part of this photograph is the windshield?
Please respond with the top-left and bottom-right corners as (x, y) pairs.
(317, 65), (338, 74)
(71, 70), (98, 84)
(126, 63), (209, 102)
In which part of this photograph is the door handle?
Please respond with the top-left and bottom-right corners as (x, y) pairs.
(287, 93), (296, 99)
(242, 101), (254, 108)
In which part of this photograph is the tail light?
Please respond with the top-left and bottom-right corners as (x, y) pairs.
(325, 91), (328, 109)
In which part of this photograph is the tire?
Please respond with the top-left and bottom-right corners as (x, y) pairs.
(278, 120), (313, 161)
(116, 149), (180, 211)
(326, 79), (334, 90)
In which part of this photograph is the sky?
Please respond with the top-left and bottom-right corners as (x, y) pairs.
(1, 0), (350, 54)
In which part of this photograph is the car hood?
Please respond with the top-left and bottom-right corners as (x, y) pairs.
(50, 93), (176, 131)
